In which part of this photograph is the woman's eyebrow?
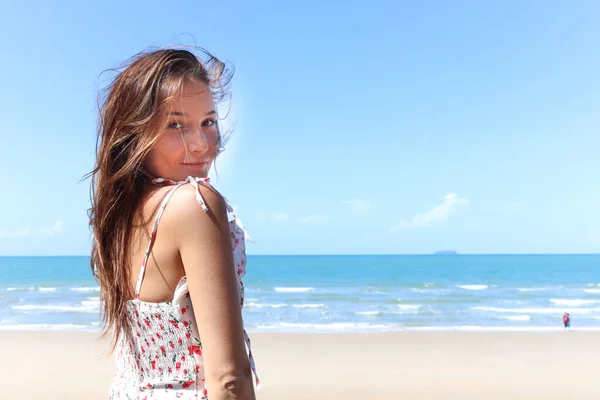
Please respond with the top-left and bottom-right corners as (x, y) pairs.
(166, 110), (216, 117)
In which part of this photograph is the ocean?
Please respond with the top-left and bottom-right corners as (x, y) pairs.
(1, 254), (599, 332)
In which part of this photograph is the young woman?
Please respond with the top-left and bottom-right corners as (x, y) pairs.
(89, 48), (258, 399)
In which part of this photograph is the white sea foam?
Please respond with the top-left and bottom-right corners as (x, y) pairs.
(518, 287), (553, 292)
(80, 299), (101, 307)
(364, 286), (387, 294)
(0, 324), (93, 331)
(250, 323), (600, 333)
(12, 304), (99, 313)
(38, 287), (58, 292)
(583, 289), (600, 294)
(397, 304), (422, 310)
(473, 306), (600, 314)
(500, 315), (532, 321)
(70, 287), (100, 292)
(253, 322), (399, 332)
(550, 299), (600, 307)
(245, 302), (287, 309)
(356, 311), (383, 316)
(292, 304), (325, 309)
(407, 326), (600, 332)
(457, 285), (489, 291)
(274, 287), (315, 293)
(6, 287), (36, 292)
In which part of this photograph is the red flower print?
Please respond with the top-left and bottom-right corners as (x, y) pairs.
(181, 355), (186, 361)
(156, 332), (161, 339)
(183, 321), (189, 327)
(184, 369), (188, 374)
(160, 346), (166, 355)
(167, 384), (173, 389)
(178, 338), (183, 345)
(181, 307), (187, 314)
(182, 380), (194, 389)
(141, 348), (145, 354)
(202, 388), (208, 396)
(155, 314), (161, 320)
(144, 319), (151, 328)
(176, 362), (181, 370)
(190, 345), (201, 356)
(185, 332), (191, 339)
(170, 320), (179, 329)
(151, 360), (156, 370)
(196, 365), (200, 373)
(170, 342), (175, 349)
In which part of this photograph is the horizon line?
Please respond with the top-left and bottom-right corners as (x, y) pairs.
(1, 252), (599, 257)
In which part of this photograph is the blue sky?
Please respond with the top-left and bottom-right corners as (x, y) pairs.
(1, 1), (599, 255)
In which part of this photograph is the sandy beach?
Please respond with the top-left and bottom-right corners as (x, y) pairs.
(1, 331), (598, 399)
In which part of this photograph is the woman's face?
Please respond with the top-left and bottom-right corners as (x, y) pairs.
(143, 79), (219, 181)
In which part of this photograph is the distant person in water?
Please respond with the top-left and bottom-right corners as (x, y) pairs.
(563, 312), (571, 331)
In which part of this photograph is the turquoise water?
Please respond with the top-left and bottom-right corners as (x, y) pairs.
(1, 255), (599, 332)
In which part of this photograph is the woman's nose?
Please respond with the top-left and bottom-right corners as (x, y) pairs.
(187, 126), (210, 152)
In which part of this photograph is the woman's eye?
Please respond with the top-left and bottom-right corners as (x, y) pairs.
(167, 121), (183, 130)
(202, 119), (216, 127)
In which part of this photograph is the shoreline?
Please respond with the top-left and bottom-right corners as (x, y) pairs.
(0, 325), (593, 333)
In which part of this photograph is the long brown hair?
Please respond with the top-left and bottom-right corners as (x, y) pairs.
(87, 48), (233, 350)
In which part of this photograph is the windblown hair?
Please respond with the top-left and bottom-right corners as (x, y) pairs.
(87, 48), (233, 350)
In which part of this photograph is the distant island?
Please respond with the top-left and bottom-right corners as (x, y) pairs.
(434, 250), (458, 255)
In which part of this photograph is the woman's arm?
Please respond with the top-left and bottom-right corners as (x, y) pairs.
(173, 184), (255, 400)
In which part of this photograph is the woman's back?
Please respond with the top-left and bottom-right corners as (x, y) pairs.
(109, 178), (258, 399)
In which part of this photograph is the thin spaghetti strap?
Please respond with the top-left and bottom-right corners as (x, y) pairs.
(134, 184), (184, 299)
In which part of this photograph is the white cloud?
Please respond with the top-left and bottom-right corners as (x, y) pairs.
(0, 220), (64, 239)
(390, 193), (469, 232)
(343, 199), (372, 214)
(296, 214), (328, 224)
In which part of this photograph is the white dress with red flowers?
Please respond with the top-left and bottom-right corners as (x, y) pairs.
(108, 177), (259, 399)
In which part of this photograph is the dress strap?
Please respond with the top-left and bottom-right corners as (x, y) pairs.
(134, 184), (184, 299)
(157, 176), (254, 242)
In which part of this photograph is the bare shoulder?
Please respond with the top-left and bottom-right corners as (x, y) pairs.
(166, 183), (229, 241)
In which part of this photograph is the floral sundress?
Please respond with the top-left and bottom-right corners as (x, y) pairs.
(108, 176), (259, 399)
